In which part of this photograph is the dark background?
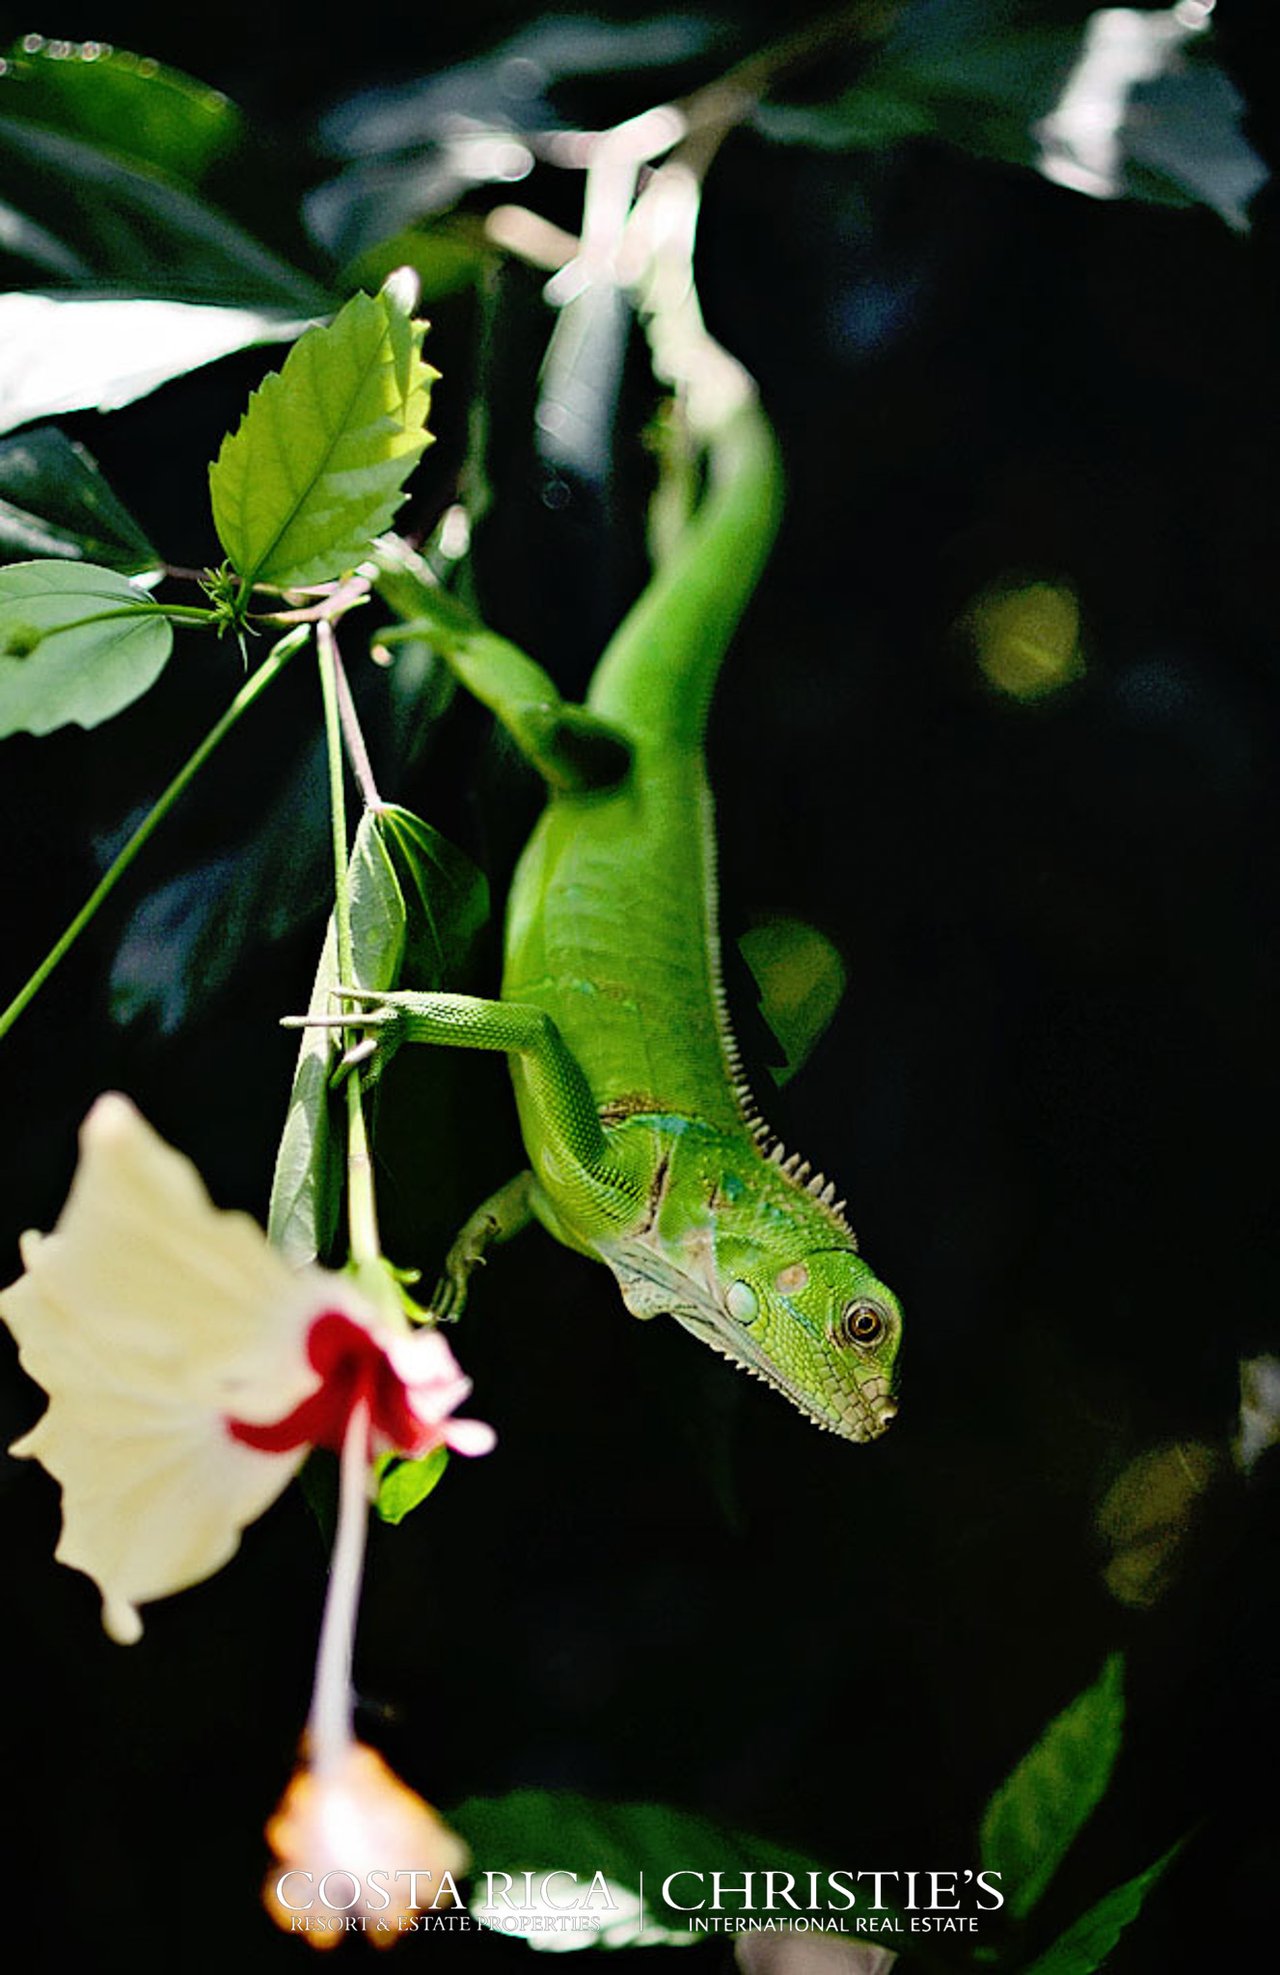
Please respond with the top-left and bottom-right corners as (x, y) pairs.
(1, 4), (1277, 1969)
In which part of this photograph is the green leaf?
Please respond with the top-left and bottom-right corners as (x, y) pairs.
(377, 803), (489, 986)
(0, 294), (310, 436)
(351, 812), (409, 985)
(449, 1788), (819, 1940)
(374, 1445), (449, 1524)
(1017, 1845), (1181, 1975)
(0, 560), (172, 738)
(739, 917), (847, 1088)
(0, 426), (160, 573)
(268, 808), (407, 1266)
(342, 220), (493, 305)
(268, 800), (484, 1266)
(980, 1655), (1125, 1921)
(209, 280), (437, 592)
(0, 36), (243, 187)
(0, 116), (324, 308)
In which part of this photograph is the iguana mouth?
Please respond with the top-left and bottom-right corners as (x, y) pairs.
(600, 1234), (893, 1443)
(670, 1302), (892, 1443)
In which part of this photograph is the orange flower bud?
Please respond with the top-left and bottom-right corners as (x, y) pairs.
(264, 1743), (471, 1951)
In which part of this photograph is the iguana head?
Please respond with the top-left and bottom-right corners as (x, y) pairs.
(598, 1125), (902, 1442)
(692, 1233), (902, 1443)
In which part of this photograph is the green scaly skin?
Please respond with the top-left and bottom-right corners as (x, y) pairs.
(361, 395), (902, 1443)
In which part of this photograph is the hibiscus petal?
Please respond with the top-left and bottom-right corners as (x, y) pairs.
(441, 1417), (498, 1457)
(0, 1094), (495, 1641)
(0, 1095), (343, 1639)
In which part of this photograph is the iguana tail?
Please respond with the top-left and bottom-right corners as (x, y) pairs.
(585, 397), (783, 750)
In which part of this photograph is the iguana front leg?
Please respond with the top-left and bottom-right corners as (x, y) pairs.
(329, 988), (646, 1239)
(431, 1170), (534, 1321)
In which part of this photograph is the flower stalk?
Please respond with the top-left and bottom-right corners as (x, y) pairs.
(308, 1397), (374, 1775)
(316, 618), (382, 1274)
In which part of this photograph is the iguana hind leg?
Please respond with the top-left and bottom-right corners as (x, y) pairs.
(431, 1171), (534, 1322)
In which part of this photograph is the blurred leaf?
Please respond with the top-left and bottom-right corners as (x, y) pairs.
(0, 35), (243, 186)
(0, 560), (172, 737)
(110, 744), (330, 1035)
(268, 809), (407, 1266)
(759, 0), (1266, 227)
(970, 581), (1084, 702)
(980, 1655), (1125, 1921)
(0, 195), (86, 278)
(449, 1787), (816, 1931)
(759, 2), (1082, 167)
(320, 14), (718, 157)
(1235, 1355), (1280, 1474)
(305, 142), (534, 266)
(0, 294), (311, 435)
(377, 803), (489, 986)
(307, 14), (716, 260)
(1017, 1845), (1181, 1975)
(739, 917), (847, 1087)
(374, 1444), (449, 1524)
(1097, 1441), (1219, 1610)
(210, 282), (436, 590)
(342, 220), (494, 304)
(0, 426), (160, 573)
(1117, 62), (1267, 230)
(0, 115), (324, 306)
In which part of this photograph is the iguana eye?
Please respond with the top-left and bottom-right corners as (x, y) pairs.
(726, 1280), (759, 1323)
(841, 1301), (886, 1347)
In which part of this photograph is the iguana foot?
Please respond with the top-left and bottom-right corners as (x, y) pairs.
(428, 1230), (492, 1324)
(428, 1172), (535, 1322)
(280, 991), (402, 1083)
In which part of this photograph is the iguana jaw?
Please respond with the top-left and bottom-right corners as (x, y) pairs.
(599, 1231), (893, 1443)
(670, 1300), (892, 1442)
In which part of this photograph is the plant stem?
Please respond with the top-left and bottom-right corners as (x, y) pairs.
(332, 638), (383, 810)
(316, 620), (381, 1270)
(0, 624), (311, 1047)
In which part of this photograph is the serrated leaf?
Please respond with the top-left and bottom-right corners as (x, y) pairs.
(0, 426), (159, 573)
(376, 802), (488, 986)
(268, 809), (407, 1265)
(981, 1655), (1125, 1921)
(739, 917), (847, 1088)
(0, 560), (172, 737)
(374, 1445), (449, 1524)
(0, 294), (310, 436)
(1017, 1845), (1181, 1975)
(1, 36), (244, 187)
(209, 284), (437, 592)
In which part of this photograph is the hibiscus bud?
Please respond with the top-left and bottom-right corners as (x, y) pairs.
(264, 1742), (471, 1951)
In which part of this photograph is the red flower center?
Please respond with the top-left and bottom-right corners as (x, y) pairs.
(227, 1312), (426, 1456)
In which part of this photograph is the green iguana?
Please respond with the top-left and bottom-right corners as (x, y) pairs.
(345, 388), (903, 1443)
